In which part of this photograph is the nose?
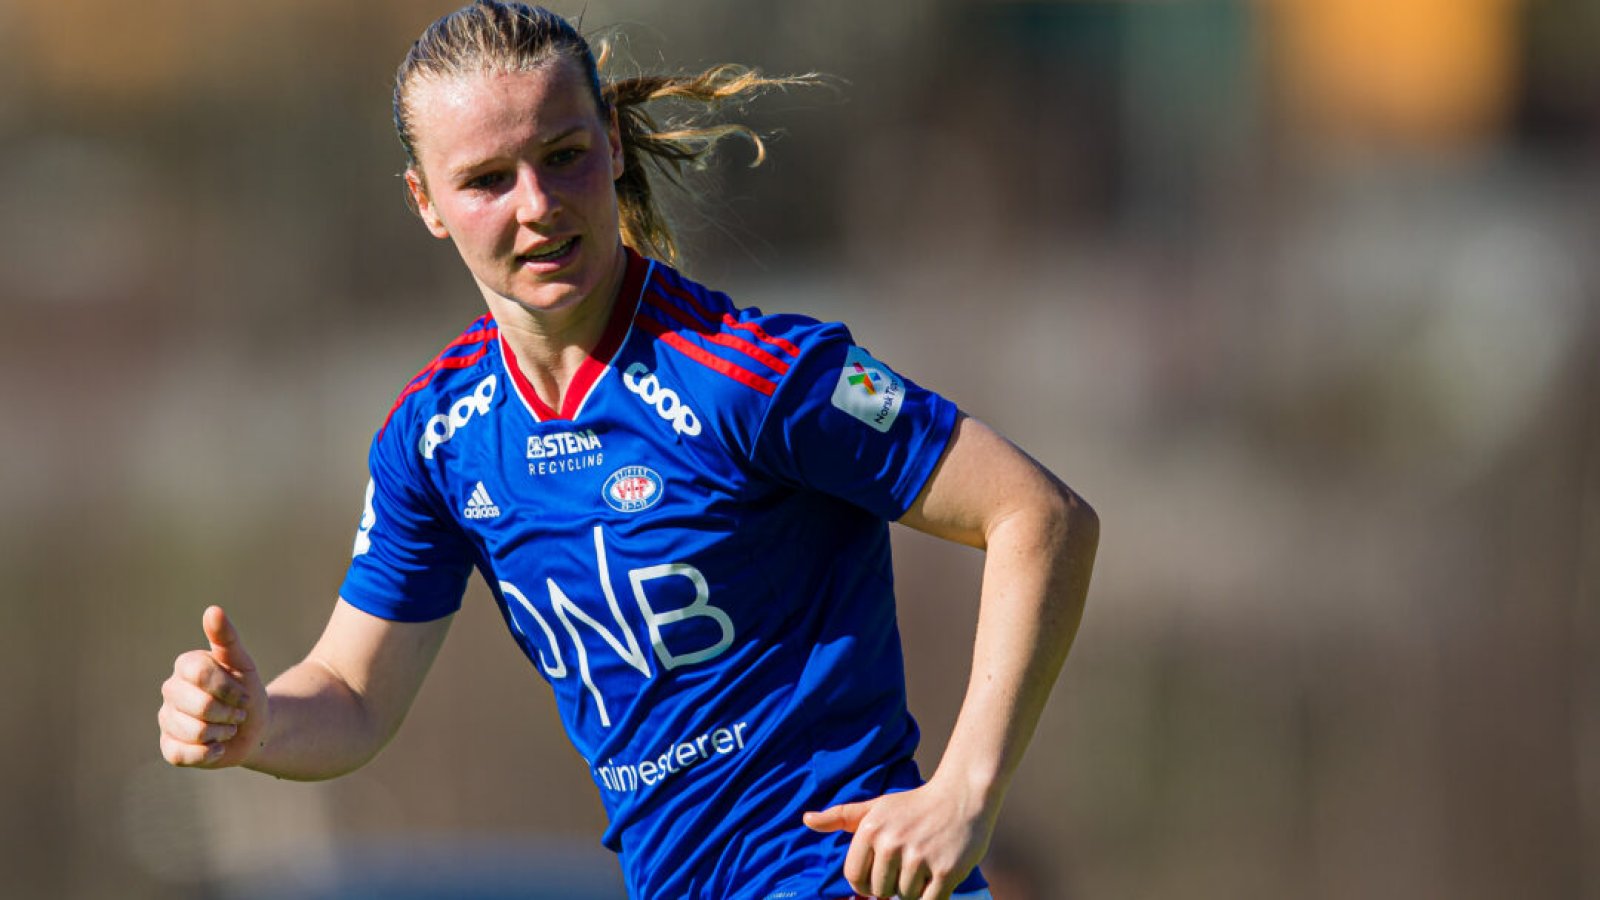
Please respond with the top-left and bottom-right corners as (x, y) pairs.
(513, 166), (557, 227)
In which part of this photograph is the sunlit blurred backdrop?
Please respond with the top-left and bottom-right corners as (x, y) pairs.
(2, 1), (1596, 897)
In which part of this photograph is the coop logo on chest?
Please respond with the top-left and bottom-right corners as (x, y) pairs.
(420, 374), (497, 459)
(602, 465), (665, 513)
(622, 362), (701, 437)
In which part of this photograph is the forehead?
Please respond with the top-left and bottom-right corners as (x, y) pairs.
(406, 59), (604, 171)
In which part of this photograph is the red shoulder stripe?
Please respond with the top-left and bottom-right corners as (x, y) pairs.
(636, 315), (777, 396)
(656, 279), (802, 359)
(379, 325), (499, 435)
(642, 290), (791, 376)
(724, 317), (802, 359)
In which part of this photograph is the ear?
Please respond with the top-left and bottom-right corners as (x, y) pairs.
(405, 168), (450, 239)
(607, 107), (626, 182)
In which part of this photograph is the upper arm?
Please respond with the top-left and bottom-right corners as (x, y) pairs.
(306, 598), (454, 741)
(898, 414), (1094, 550)
(749, 327), (961, 521)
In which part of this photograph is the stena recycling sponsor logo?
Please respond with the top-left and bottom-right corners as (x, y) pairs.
(526, 429), (602, 460)
(526, 428), (605, 477)
(622, 362), (701, 437)
(420, 374), (496, 459)
(603, 466), (664, 513)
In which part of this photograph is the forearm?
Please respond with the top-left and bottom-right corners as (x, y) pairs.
(237, 601), (450, 781)
(242, 656), (392, 781)
(933, 486), (1098, 810)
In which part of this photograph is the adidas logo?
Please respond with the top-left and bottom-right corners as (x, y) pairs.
(463, 481), (502, 520)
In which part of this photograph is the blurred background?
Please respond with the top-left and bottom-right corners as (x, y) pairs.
(2, 0), (1596, 897)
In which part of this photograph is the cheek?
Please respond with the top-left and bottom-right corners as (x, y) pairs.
(574, 155), (622, 205)
(442, 199), (515, 245)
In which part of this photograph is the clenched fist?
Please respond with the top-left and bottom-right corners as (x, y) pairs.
(158, 606), (268, 768)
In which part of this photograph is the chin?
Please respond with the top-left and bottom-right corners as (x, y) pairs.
(507, 278), (593, 313)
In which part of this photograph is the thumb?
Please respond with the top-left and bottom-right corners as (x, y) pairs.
(203, 605), (258, 676)
(803, 799), (874, 834)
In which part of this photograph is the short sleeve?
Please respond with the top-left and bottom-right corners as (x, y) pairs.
(338, 422), (475, 622)
(749, 327), (959, 521)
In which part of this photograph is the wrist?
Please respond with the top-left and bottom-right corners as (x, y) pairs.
(930, 756), (1009, 819)
(236, 693), (276, 772)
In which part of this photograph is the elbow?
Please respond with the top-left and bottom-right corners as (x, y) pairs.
(990, 475), (1099, 562)
(1042, 479), (1098, 555)
(1067, 487), (1099, 553)
(1041, 485), (1098, 636)
(1038, 483), (1099, 602)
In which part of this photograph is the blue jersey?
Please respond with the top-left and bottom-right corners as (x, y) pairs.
(340, 250), (987, 899)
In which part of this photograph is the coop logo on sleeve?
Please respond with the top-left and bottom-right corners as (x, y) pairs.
(831, 346), (904, 433)
(602, 466), (665, 513)
(352, 478), (376, 557)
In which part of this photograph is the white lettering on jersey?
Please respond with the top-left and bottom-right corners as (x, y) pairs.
(500, 580), (567, 678)
(622, 362), (702, 437)
(352, 478), (376, 557)
(629, 563), (733, 669)
(499, 526), (735, 728)
(594, 720), (751, 793)
(526, 429), (603, 460)
(420, 374), (497, 459)
(526, 429), (606, 477)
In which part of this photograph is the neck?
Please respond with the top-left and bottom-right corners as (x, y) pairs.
(483, 244), (630, 411)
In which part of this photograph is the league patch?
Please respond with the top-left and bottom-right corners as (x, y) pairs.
(830, 346), (905, 433)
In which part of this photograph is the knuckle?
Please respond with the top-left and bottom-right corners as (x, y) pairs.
(174, 651), (212, 682)
(159, 735), (193, 767)
(171, 718), (197, 743)
(163, 681), (195, 713)
(195, 694), (229, 722)
(190, 718), (219, 744)
(168, 711), (206, 743)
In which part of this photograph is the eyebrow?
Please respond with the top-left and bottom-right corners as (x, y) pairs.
(447, 125), (588, 181)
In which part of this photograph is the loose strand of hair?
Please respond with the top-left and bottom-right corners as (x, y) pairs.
(601, 64), (826, 265)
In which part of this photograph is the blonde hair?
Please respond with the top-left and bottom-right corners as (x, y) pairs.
(393, 0), (819, 265)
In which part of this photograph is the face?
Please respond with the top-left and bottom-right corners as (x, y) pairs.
(404, 58), (626, 320)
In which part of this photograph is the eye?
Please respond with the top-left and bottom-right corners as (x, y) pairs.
(547, 146), (586, 167)
(463, 171), (509, 191)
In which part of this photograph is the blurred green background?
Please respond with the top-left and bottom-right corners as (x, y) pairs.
(2, 1), (1596, 897)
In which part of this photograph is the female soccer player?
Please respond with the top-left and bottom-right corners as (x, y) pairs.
(156, 3), (1097, 898)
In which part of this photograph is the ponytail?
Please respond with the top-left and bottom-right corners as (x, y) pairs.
(603, 57), (820, 264)
(394, 1), (824, 266)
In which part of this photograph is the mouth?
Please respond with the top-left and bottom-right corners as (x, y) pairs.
(516, 236), (579, 267)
